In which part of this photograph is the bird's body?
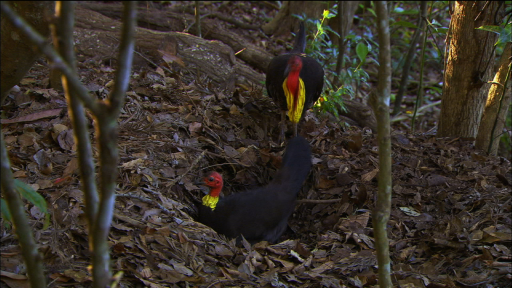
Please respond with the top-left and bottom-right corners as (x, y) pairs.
(198, 136), (312, 243)
(266, 22), (324, 140)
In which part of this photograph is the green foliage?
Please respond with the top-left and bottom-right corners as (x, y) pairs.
(1, 180), (50, 230)
(389, 2), (449, 75)
(293, 4), (372, 119)
(392, 21), (419, 29)
(355, 41), (370, 70)
(476, 16), (512, 50)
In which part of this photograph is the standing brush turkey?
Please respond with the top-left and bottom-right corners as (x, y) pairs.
(266, 22), (324, 141)
(198, 136), (312, 243)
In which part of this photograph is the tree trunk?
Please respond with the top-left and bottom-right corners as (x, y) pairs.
(437, 2), (503, 138)
(0, 1), (54, 103)
(475, 42), (511, 155)
(261, 1), (327, 36)
(332, 1), (360, 87)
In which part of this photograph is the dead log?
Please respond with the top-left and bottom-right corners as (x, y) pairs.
(1, 1), (54, 103)
(78, 2), (274, 73)
(75, 6), (235, 92)
(75, 2), (372, 129)
(338, 99), (377, 132)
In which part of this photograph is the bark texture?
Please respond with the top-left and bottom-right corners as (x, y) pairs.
(475, 42), (511, 155)
(261, 1), (327, 37)
(437, 2), (503, 138)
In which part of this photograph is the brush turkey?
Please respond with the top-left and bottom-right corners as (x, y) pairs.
(198, 136), (312, 243)
(266, 22), (324, 141)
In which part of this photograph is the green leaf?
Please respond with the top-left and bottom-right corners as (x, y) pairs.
(476, 25), (501, 34)
(14, 179), (48, 213)
(433, 27), (448, 34)
(495, 24), (512, 47)
(1, 198), (12, 222)
(392, 21), (418, 29)
(356, 42), (369, 63)
(497, 30), (511, 47)
(394, 9), (419, 15)
(43, 213), (50, 230)
(427, 86), (443, 94)
(367, 8), (376, 17)
(430, 19), (443, 27)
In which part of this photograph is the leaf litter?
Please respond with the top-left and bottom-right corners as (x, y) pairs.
(1, 4), (511, 288)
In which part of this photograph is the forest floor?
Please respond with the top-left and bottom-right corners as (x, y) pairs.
(1, 2), (511, 288)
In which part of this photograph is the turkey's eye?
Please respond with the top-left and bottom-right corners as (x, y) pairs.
(209, 177), (214, 181)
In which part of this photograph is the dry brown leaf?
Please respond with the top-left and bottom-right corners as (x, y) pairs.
(223, 145), (239, 158)
(12, 171), (27, 178)
(230, 104), (242, 115)
(0, 270), (27, 280)
(1, 108), (63, 124)
(0, 277), (31, 288)
(269, 256), (294, 273)
(188, 122), (202, 136)
(215, 245), (234, 257)
(57, 129), (75, 151)
(35, 179), (53, 189)
(361, 168), (378, 182)
(33, 149), (52, 175)
(17, 133), (38, 147)
(51, 124), (68, 141)
(238, 147), (258, 166)
(63, 158), (79, 176)
(63, 269), (90, 283)
(169, 260), (194, 276)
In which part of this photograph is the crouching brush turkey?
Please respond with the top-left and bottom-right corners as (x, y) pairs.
(266, 21), (324, 141)
(198, 136), (312, 243)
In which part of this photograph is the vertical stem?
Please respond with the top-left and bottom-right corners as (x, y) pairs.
(374, 1), (393, 287)
(195, 1), (201, 38)
(393, 1), (427, 115)
(1, 134), (47, 287)
(90, 2), (136, 286)
(411, 2), (431, 132)
(52, 1), (99, 253)
(488, 61), (511, 154)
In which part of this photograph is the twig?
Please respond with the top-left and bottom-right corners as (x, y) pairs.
(141, 187), (161, 196)
(134, 50), (174, 76)
(169, 151), (206, 187)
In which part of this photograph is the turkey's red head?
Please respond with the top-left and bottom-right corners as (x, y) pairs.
(204, 171), (223, 197)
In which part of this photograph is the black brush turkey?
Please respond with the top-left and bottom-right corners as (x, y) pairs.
(198, 136), (312, 243)
(266, 22), (324, 141)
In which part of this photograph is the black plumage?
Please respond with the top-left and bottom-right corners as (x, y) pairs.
(198, 136), (312, 243)
(266, 22), (324, 140)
